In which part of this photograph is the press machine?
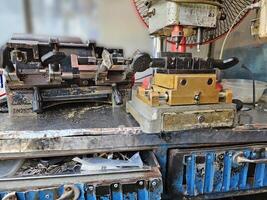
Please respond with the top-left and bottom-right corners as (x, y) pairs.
(127, 0), (267, 133)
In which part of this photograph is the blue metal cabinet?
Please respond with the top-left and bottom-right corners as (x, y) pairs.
(0, 182), (162, 200)
(0, 152), (162, 200)
(168, 145), (267, 199)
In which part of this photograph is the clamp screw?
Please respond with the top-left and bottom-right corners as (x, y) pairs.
(139, 181), (144, 186)
(113, 183), (119, 188)
(151, 180), (157, 187)
(45, 194), (50, 199)
(88, 186), (94, 191)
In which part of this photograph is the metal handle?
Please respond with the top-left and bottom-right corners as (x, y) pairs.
(233, 152), (267, 164)
(56, 185), (80, 200)
(241, 65), (256, 107)
(2, 192), (17, 200)
(112, 84), (123, 105)
(32, 87), (43, 113)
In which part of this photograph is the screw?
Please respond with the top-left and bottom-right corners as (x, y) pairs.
(151, 180), (157, 187)
(88, 185), (94, 191)
(113, 183), (119, 188)
(82, 80), (89, 86)
(45, 194), (50, 199)
(197, 115), (205, 123)
(188, 157), (192, 161)
(139, 181), (144, 186)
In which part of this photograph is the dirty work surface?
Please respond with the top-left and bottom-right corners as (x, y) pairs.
(0, 102), (267, 134)
(0, 104), (138, 131)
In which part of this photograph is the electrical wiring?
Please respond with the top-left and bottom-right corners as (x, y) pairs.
(219, 1), (262, 59)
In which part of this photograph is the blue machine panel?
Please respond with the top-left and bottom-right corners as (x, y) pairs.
(168, 145), (267, 198)
(0, 181), (162, 200)
(0, 151), (162, 200)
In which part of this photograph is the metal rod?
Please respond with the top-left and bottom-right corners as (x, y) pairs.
(153, 36), (167, 58)
(242, 65), (256, 107)
(196, 28), (202, 52)
(23, 0), (33, 33)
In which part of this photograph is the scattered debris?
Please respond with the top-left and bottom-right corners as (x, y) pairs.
(14, 152), (144, 177)
(15, 158), (81, 177)
(73, 152), (143, 171)
(66, 105), (108, 119)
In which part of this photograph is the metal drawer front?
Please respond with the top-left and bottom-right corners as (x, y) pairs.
(0, 152), (162, 200)
(0, 181), (162, 200)
(168, 145), (267, 198)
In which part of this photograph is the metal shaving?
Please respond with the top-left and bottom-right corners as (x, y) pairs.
(15, 152), (138, 177)
(15, 159), (81, 177)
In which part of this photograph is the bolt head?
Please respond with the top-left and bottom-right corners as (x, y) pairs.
(197, 115), (205, 123)
(45, 194), (50, 199)
(113, 183), (119, 188)
(88, 186), (94, 191)
(139, 181), (144, 186)
(151, 181), (157, 187)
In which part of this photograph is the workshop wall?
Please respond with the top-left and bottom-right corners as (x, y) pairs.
(0, 0), (25, 44)
(213, 11), (267, 82)
(0, 0), (153, 57)
(1, 1), (266, 82)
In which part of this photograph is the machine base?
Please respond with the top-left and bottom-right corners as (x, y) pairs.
(6, 86), (129, 116)
(127, 90), (237, 133)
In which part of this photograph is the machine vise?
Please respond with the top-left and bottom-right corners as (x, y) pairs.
(0, 34), (140, 114)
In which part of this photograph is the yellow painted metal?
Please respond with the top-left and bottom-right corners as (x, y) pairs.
(152, 73), (219, 105)
(137, 87), (160, 106)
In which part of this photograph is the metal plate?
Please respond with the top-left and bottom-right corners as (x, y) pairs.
(162, 108), (235, 132)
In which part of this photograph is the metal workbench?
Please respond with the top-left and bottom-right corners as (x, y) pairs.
(0, 104), (267, 159)
(1, 103), (267, 199)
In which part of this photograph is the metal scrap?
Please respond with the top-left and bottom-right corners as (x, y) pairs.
(15, 158), (81, 177)
(14, 152), (144, 177)
(73, 152), (144, 171)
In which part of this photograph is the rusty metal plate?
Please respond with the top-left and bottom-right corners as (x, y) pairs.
(162, 109), (235, 131)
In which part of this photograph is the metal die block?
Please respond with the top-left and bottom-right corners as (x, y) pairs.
(127, 90), (236, 133)
(153, 73), (219, 105)
(148, 0), (219, 35)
